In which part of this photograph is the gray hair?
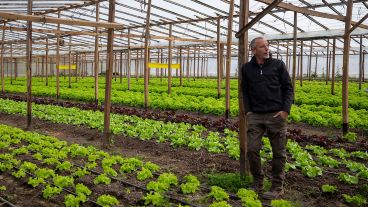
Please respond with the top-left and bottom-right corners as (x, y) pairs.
(250, 37), (266, 50)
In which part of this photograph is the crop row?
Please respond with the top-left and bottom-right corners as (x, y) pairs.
(0, 98), (367, 176)
(0, 124), (265, 207)
(4, 78), (368, 111)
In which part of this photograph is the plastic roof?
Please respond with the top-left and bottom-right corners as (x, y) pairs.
(0, 0), (367, 58)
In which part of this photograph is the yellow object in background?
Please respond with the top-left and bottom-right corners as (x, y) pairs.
(148, 63), (180, 69)
(58, 65), (77, 70)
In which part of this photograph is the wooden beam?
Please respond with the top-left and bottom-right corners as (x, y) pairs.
(26, 0), (32, 129)
(347, 13), (368, 35)
(56, 10), (60, 100)
(292, 11), (297, 93)
(168, 24), (172, 94)
(144, 0), (152, 109)
(342, 0), (353, 134)
(235, 0), (282, 38)
(237, 0), (250, 176)
(0, 11), (124, 30)
(225, 0), (235, 119)
(94, 0), (100, 106)
(256, 0), (368, 29)
(331, 38), (336, 95)
(103, 0), (116, 147)
(0, 23), (5, 95)
(217, 18), (221, 99)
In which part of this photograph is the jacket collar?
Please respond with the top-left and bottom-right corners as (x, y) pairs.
(250, 55), (271, 67)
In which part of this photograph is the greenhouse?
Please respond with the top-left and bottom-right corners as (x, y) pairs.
(0, 0), (367, 206)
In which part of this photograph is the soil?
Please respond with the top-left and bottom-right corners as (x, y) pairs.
(0, 94), (367, 207)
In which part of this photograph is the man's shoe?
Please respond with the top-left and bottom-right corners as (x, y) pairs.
(262, 187), (284, 200)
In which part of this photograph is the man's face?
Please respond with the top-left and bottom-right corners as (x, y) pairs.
(252, 38), (269, 61)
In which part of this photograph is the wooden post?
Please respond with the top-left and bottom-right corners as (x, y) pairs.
(119, 51), (123, 83)
(220, 43), (224, 93)
(342, 0), (353, 134)
(68, 36), (72, 88)
(225, 0), (234, 119)
(193, 46), (196, 80)
(45, 38), (49, 86)
(10, 44), (12, 84)
(56, 10), (61, 100)
(315, 52), (318, 78)
(300, 40), (303, 87)
(359, 35), (363, 90)
(168, 24), (172, 94)
(75, 53), (78, 82)
(0, 22), (6, 96)
(308, 41), (313, 81)
(26, 0), (33, 129)
(103, 0), (116, 146)
(238, 0), (250, 176)
(363, 51), (366, 82)
(94, 1), (100, 106)
(292, 11), (297, 93)
(179, 46), (183, 86)
(14, 58), (17, 80)
(186, 47), (190, 82)
(331, 38), (336, 95)
(326, 39), (330, 85)
(135, 50), (139, 81)
(197, 46), (200, 79)
(276, 41), (280, 59)
(286, 42), (289, 73)
(144, 0), (152, 109)
(127, 30), (131, 90)
(41, 56), (44, 82)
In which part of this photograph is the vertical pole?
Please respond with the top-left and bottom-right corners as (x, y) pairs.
(300, 40), (303, 87)
(308, 41), (313, 81)
(26, 0), (33, 129)
(179, 46), (183, 86)
(238, 0), (250, 176)
(186, 47), (190, 82)
(197, 46), (200, 79)
(331, 38), (336, 95)
(103, 0), (116, 146)
(292, 11), (297, 93)
(144, 0), (152, 108)
(75, 53), (78, 82)
(10, 44), (12, 84)
(286, 42), (289, 73)
(45, 38), (49, 86)
(136, 50), (140, 81)
(168, 24), (172, 94)
(193, 46), (196, 80)
(14, 58), (17, 80)
(127, 28), (131, 90)
(359, 35), (363, 90)
(119, 51), (123, 83)
(315, 52), (318, 79)
(342, 0), (353, 134)
(225, 0), (234, 119)
(41, 56), (44, 82)
(68, 36), (72, 88)
(94, 1), (100, 106)
(326, 39), (330, 85)
(1, 23), (5, 96)
(56, 10), (61, 100)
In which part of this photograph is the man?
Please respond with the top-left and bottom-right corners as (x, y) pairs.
(241, 37), (293, 199)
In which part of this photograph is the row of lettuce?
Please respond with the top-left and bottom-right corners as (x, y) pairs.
(2, 78), (368, 129)
(0, 124), (290, 207)
(0, 99), (367, 206)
